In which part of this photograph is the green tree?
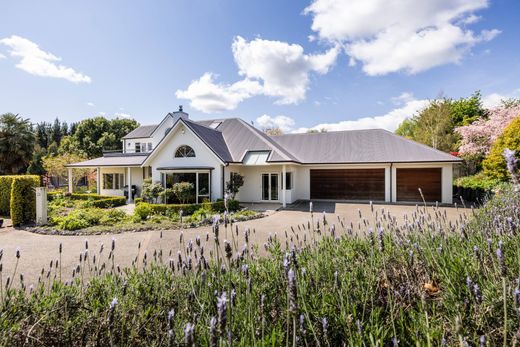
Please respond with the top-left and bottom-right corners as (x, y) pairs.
(483, 117), (520, 181)
(450, 91), (487, 126)
(27, 147), (47, 175)
(412, 100), (459, 152)
(43, 153), (90, 189)
(225, 172), (244, 199)
(71, 117), (139, 158)
(395, 118), (417, 139)
(0, 113), (35, 174)
(172, 182), (195, 204)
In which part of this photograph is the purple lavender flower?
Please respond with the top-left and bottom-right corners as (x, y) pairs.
(209, 317), (217, 347)
(217, 291), (227, 335)
(496, 246), (506, 276)
(184, 322), (195, 346)
(288, 268), (298, 314)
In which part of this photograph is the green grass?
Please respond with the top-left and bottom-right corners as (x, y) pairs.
(1, 185), (519, 345)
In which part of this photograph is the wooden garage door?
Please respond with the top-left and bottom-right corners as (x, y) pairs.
(310, 169), (385, 200)
(396, 168), (442, 202)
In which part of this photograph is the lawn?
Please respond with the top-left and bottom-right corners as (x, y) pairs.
(0, 184), (519, 345)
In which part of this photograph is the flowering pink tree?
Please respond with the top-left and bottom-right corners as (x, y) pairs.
(456, 105), (520, 157)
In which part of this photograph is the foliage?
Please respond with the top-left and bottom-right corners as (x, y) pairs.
(1, 185), (520, 344)
(81, 197), (126, 209)
(453, 172), (501, 191)
(9, 175), (40, 226)
(395, 92), (487, 152)
(264, 127), (284, 136)
(133, 200), (239, 220)
(0, 176), (15, 216)
(450, 90), (487, 126)
(42, 153), (91, 190)
(225, 173), (244, 199)
(171, 182), (195, 204)
(306, 128), (328, 133)
(26, 148), (47, 175)
(483, 117), (520, 180)
(411, 99), (459, 152)
(456, 105), (520, 157)
(395, 117), (417, 138)
(0, 113), (35, 174)
(69, 117), (139, 158)
(142, 179), (163, 203)
(47, 192), (126, 208)
(159, 188), (176, 204)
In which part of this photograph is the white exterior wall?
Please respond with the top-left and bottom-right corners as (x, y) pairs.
(98, 167), (144, 197)
(146, 124), (224, 201)
(391, 162), (453, 204)
(228, 164), (298, 203)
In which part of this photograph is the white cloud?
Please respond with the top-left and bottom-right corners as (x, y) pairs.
(256, 114), (296, 132)
(0, 52), (5, 59)
(482, 89), (520, 108)
(293, 95), (429, 133)
(114, 112), (133, 119)
(0, 35), (91, 83)
(176, 72), (262, 113)
(233, 36), (339, 104)
(176, 36), (339, 112)
(304, 0), (500, 75)
(87, 102), (95, 107)
(391, 92), (415, 105)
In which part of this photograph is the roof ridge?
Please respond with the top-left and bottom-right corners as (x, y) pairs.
(271, 128), (388, 137)
(236, 118), (297, 162)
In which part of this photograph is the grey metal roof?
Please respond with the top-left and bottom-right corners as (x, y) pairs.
(197, 118), (298, 162)
(67, 155), (147, 167)
(156, 166), (215, 170)
(183, 119), (233, 162)
(122, 125), (158, 139)
(271, 129), (461, 164)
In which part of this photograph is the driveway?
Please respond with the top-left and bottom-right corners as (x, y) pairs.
(0, 203), (470, 287)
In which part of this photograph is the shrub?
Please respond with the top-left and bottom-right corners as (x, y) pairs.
(226, 172), (244, 199)
(9, 175), (39, 226)
(172, 182), (195, 204)
(132, 200), (240, 220)
(134, 197), (143, 205)
(99, 209), (127, 226)
(141, 179), (163, 203)
(483, 116), (520, 180)
(48, 192), (126, 208)
(56, 208), (105, 230)
(453, 172), (501, 190)
(0, 176), (15, 215)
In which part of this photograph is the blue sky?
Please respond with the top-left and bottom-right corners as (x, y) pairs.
(1, 0), (519, 132)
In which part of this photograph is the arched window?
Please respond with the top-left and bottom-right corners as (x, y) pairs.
(175, 145), (195, 158)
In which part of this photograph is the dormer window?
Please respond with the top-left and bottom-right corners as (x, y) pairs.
(175, 145), (195, 158)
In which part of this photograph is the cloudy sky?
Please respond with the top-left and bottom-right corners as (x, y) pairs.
(1, 0), (519, 132)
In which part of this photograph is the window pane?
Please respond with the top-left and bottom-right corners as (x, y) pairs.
(285, 172), (292, 190)
(271, 174), (278, 200)
(198, 173), (209, 196)
(262, 174), (269, 200)
(104, 174), (113, 189)
(135, 143), (141, 153)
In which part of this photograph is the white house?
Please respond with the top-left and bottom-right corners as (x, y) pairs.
(67, 107), (461, 206)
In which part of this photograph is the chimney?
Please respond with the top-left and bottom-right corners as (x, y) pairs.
(170, 105), (188, 121)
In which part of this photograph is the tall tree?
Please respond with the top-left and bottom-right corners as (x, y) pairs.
(412, 100), (458, 152)
(70, 117), (139, 158)
(51, 118), (63, 144)
(0, 113), (35, 174)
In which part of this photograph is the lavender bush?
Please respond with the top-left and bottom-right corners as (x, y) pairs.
(0, 156), (519, 345)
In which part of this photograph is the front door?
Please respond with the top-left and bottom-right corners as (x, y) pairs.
(262, 173), (279, 201)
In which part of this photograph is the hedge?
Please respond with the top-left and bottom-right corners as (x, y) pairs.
(0, 176), (15, 216)
(48, 192), (126, 208)
(134, 200), (239, 220)
(10, 175), (40, 226)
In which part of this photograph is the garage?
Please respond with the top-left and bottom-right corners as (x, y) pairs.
(396, 168), (442, 202)
(310, 169), (385, 200)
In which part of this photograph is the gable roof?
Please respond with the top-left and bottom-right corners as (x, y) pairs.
(271, 129), (461, 164)
(121, 115), (460, 165)
(122, 125), (157, 139)
(197, 118), (298, 162)
(67, 154), (147, 167)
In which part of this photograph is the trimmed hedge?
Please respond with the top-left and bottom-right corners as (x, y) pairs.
(48, 192), (126, 208)
(0, 176), (15, 216)
(134, 199), (240, 220)
(10, 175), (40, 226)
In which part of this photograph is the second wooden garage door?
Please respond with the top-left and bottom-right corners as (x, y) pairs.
(396, 168), (442, 202)
(310, 169), (385, 200)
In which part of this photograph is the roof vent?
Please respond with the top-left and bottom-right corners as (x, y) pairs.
(179, 105), (183, 112)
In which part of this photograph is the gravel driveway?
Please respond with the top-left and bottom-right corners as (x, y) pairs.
(0, 203), (470, 287)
